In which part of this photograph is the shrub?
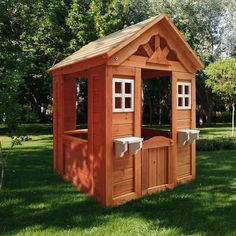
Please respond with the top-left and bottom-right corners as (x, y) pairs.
(197, 137), (236, 151)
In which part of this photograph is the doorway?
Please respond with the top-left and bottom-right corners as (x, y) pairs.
(141, 69), (173, 195)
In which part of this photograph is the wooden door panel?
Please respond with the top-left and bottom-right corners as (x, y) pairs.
(142, 136), (172, 195)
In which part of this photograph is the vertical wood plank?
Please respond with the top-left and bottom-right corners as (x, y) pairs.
(89, 65), (106, 205)
(167, 146), (172, 184)
(141, 149), (149, 193)
(105, 65), (113, 206)
(191, 74), (196, 178)
(134, 68), (142, 197)
(171, 72), (177, 186)
(149, 148), (157, 187)
(57, 74), (65, 175)
(157, 148), (164, 185)
(88, 72), (94, 195)
(52, 76), (58, 171)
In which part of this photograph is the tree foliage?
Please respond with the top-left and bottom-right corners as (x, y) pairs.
(0, 0), (236, 127)
(205, 58), (236, 135)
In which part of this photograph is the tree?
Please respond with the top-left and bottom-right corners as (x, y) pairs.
(205, 58), (236, 136)
(0, 0), (25, 130)
(151, 0), (226, 124)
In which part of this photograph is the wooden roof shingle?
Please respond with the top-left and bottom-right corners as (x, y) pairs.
(49, 14), (203, 72)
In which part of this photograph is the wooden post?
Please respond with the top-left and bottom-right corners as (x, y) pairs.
(53, 74), (65, 175)
(88, 71), (94, 195)
(52, 75), (58, 171)
(134, 67), (142, 197)
(171, 72), (177, 186)
(105, 65), (113, 206)
(191, 74), (196, 178)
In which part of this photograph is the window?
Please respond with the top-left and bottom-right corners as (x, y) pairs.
(113, 78), (134, 112)
(177, 82), (191, 109)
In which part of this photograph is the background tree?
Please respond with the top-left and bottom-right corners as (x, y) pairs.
(205, 58), (236, 136)
(1, 0), (236, 127)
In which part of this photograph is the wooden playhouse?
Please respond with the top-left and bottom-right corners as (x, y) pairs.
(49, 14), (204, 207)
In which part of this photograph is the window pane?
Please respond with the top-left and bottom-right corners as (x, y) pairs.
(125, 97), (131, 108)
(125, 82), (131, 94)
(115, 82), (122, 93)
(115, 97), (122, 109)
(178, 85), (182, 95)
(178, 97), (183, 107)
(185, 85), (189, 94)
(185, 97), (189, 107)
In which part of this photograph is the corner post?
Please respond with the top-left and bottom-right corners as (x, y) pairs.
(191, 74), (196, 178)
(134, 67), (142, 197)
(171, 72), (177, 186)
(53, 74), (65, 175)
(105, 65), (113, 207)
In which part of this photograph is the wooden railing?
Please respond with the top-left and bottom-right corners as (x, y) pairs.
(64, 129), (88, 140)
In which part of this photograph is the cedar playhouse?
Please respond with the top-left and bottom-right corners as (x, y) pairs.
(49, 14), (204, 207)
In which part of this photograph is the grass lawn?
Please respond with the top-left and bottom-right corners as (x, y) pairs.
(0, 125), (236, 235)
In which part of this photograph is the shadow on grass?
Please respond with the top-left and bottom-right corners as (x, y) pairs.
(0, 146), (236, 235)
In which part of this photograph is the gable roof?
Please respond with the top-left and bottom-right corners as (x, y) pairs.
(49, 14), (204, 72)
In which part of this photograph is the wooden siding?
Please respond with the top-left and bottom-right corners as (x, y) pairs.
(110, 68), (139, 202)
(89, 66), (107, 204)
(112, 107), (135, 198)
(175, 73), (195, 182)
(63, 135), (92, 194)
(176, 111), (191, 129)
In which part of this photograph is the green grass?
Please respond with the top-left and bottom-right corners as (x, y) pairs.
(142, 123), (234, 139)
(0, 125), (236, 235)
(198, 123), (233, 139)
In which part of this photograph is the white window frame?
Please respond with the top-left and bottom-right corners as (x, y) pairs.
(113, 78), (134, 112)
(177, 82), (191, 109)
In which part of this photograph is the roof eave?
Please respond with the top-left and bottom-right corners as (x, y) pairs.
(48, 53), (108, 75)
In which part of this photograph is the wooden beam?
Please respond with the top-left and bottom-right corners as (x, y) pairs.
(52, 76), (58, 172)
(171, 72), (177, 186)
(56, 75), (65, 175)
(108, 25), (160, 66)
(134, 67), (142, 198)
(122, 55), (187, 72)
(142, 43), (153, 57)
(191, 73), (196, 179)
(147, 47), (170, 65)
(64, 71), (87, 80)
(105, 65), (113, 207)
(162, 17), (204, 69)
(163, 46), (170, 57)
(157, 21), (195, 73)
(112, 66), (135, 76)
(155, 35), (160, 49)
(50, 55), (107, 76)
(107, 14), (166, 57)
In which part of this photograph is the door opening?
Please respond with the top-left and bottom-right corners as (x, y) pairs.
(141, 69), (172, 140)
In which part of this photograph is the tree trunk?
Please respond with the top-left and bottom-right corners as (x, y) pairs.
(158, 96), (162, 125)
(149, 98), (153, 127)
(0, 164), (4, 190)
(232, 103), (235, 137)
(204, 90), (213, 124)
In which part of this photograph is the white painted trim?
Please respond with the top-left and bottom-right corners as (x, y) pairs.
(113, 78), (134, 112)
(177, 82), (191, 109)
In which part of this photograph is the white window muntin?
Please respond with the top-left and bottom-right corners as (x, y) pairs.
(113, 78), (134, 112)
(177, 82), (191, 109)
